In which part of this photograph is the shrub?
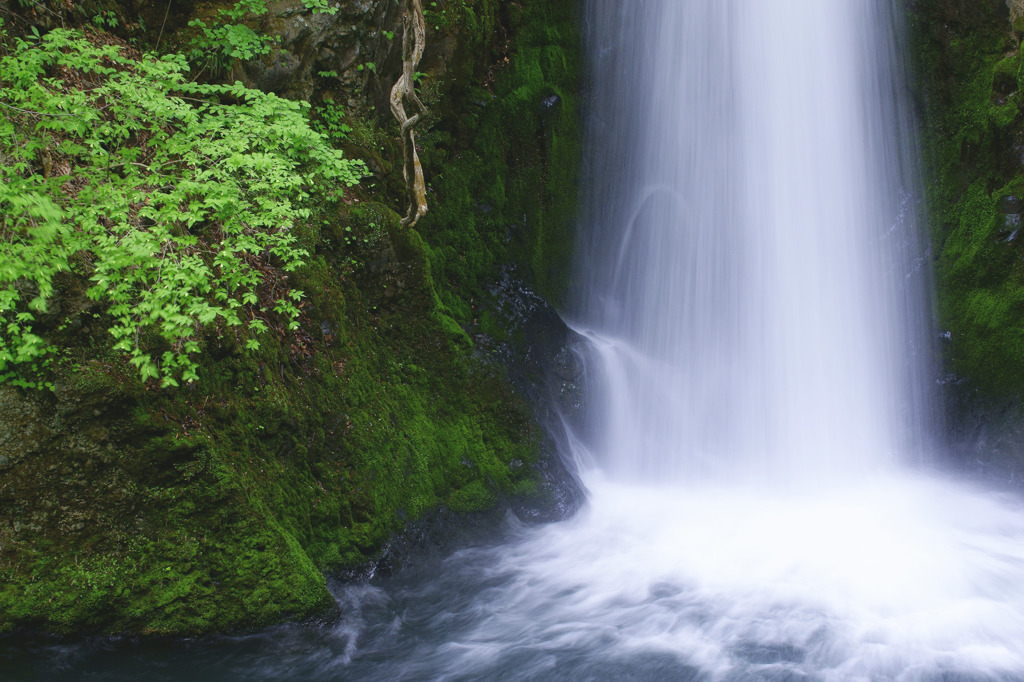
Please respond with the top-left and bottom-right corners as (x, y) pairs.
(0, 27), (365, 387)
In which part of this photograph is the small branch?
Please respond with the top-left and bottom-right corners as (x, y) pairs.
(0, 101), (81, 118)
(156, 0), (173, 52)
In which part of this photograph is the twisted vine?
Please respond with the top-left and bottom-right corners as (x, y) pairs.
(390, 0), (428, 227)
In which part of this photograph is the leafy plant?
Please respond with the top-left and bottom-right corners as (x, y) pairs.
(313, 100), (353, 144)
(91, 11), (118, 28)
(188, 0), (338, 74)
(187, 0), (275, 74)
(423, 0), (494, 39)
(0, 28), (365, 387)
(301, 0), (337, 14)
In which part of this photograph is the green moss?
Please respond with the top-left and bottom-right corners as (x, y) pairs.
(912, 0), (1024, 397)
(425, 0), (499, 41)
(0, 196), (545, 634)
(418, 1), (581, 315)
(447, 480), (495, 512)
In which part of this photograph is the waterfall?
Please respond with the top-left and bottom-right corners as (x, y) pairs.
(573, 0), (935, 483)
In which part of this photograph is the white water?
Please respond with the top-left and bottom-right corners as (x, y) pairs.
(411, 472), (1024, 679)
(506, 0), (1024, 677)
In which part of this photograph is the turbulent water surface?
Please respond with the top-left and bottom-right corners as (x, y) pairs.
(8, 0), (1024, 679)
(7, 473), (1024, 680)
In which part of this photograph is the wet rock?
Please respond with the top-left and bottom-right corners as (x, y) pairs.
(539, 92), (561, 112)
(248, 51), (303, 95)
(944, 381), (1024, 492)
(235, 0), (388, 102)
(1011, 143), (1024, 171)
(360, 503), (510, 580)
(997, 195), (1023, 213)
(480, 266), (585, 523)
(552, 346), (582, 382)
(35, 299), (63, 331)
(996, 227), (1020, 243)
(357, 150), (387, 177)
(538, 92), (562, 131)
(0, 387), (48, 461)
(993, 70), (1017, 98)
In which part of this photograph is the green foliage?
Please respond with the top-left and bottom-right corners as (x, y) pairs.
(0, 205), (543, 636)
(425, 0), (493, 36)
(301, 0), (338, 14)
(0, 28), (365, 387)
(0, 0), (571, 636)
(911, 2), (1024, 395)
(187, 0), (337, 74)
(187, 0), (275, 74)
(91, 11), (118, 28)
(313, 100), (352, 144)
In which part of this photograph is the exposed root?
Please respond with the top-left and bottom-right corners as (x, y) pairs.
(390, 0), (428, 228)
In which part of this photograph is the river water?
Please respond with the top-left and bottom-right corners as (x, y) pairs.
(7, 0), (1024, 679)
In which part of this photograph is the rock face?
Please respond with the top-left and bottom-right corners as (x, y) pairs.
(1010, 0), (1024, 28)
(477, 266), (584, 523)
(236, 0), (382, 103)
(912, 0), (1024, 480)
(0, 0), (582, 635)
(233, 0), (483, 115)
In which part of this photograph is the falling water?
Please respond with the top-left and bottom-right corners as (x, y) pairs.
(536, 0), (1024, 676)
(573, 0), (935, 483)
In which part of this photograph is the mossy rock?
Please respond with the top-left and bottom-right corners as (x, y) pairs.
(912, 0), (1024, 397)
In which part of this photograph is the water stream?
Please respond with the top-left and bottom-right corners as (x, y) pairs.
(8, 0), (1024, 679)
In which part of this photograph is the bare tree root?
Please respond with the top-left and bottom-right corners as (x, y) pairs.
(390, 0), (428, 228)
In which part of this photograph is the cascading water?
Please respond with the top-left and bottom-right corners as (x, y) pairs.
(526, 0), (1024, 676)
(574, 0), (935, 483)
